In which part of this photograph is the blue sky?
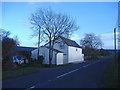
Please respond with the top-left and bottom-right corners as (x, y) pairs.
(2, 2), (118, 49)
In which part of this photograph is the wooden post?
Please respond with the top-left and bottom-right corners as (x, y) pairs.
(37, 28), (41, 60)
(118, 1), (120, 64)
(114, 28), (116, 63)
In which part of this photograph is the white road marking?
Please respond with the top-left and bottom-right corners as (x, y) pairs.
(26, 86), (35, 90)
(82, 64), (91, 68)
(26, 60), (101, 88)
(57, 69), (79, 78)
(56, 60), (101, 79)
(81, 60), (101, 68)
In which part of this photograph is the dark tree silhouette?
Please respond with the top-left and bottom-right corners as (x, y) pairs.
(1, 29), (19, 70)
(80, 33), (103, 59)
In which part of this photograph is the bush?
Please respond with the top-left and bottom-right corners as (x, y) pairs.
(28, 56), (44, 67)
(17, 51), (31, 60)
(38, 56), (44, 64)
(99, 48), (111, 56)
(2, 57), (14, 71)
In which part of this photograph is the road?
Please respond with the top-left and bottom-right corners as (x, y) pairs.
(2, 56), (113, 89)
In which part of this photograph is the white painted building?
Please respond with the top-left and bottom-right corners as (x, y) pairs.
(32, 46), (64, 65)
(53, 36), (84, 64)
(31, 36), (84, 65)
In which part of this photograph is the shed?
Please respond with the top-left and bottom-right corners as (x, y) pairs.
(31, 46), (63, 65)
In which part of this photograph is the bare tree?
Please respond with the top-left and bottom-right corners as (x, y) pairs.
(30, 8), (79, 66)
(80, 33), (102, 49)
(0, 28), (10, 40)
(80, 33), (103, 59)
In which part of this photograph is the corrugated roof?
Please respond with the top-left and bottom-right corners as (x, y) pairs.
(60, 36), (81, 48)
(16, 46), (37, 52)
(43, 46), (63, 53)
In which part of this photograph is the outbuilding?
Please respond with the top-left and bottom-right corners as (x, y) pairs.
(31, 46), (64, 65)
(31, 36), (84, 65)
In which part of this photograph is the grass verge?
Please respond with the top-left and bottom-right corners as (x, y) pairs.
(2, 63), (70, 80)
(101, 60), (119, 88)
(2, 66), (40, 80)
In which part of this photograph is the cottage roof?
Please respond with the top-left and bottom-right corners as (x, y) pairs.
(16, 46), (37, 52)
(43, 46), (63, 53)
(60, 36), (81, 48)
(44, 36), (81, 48)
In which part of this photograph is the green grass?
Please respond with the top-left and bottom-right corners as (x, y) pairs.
(2, 59), (44, 80)
(2, 66), (40, 80)
(102, 60), (119, 88)
(2, 63), (70, 80)
(41, 63), (70, 68)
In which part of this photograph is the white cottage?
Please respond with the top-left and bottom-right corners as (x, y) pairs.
(31, 36), (84, 65)
(31, 46), (64, 65)
(53, 36), (84, 64)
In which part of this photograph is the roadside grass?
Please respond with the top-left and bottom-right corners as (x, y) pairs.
(41, 63), (70, 68)
(2, 66), (40, 80)
(2, 63), (70, 80)
(101, 59), (119, 88)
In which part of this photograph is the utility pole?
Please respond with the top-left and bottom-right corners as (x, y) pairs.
(118, 1), (120, 64)
(114, 28), (117, 63)
(37, 27), (41, 60)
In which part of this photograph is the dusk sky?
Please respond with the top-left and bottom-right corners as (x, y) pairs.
(2, 1), (118, 49)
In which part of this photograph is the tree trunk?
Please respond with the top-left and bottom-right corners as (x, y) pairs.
(48, 39), (54, 67)
(49, 49), (53, 67)
(49, 39), (52, 67)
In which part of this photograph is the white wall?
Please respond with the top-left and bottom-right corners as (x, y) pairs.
(68, 46), (84, 63)
(54, 38), (68, 64)
(31, 37), (84, 65)
(51, 51), (56, 64)
(31, 48), (44, 60)
(39, 47), (62, 65)
(32, 46), (64, 65)
(41, 47), (55, 64)
(56, 53), (63, 65)
(31, 49), (37, 59)
(42, 48), (49, 64)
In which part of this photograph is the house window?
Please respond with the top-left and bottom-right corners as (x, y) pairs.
(76, 48), (78, 51)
